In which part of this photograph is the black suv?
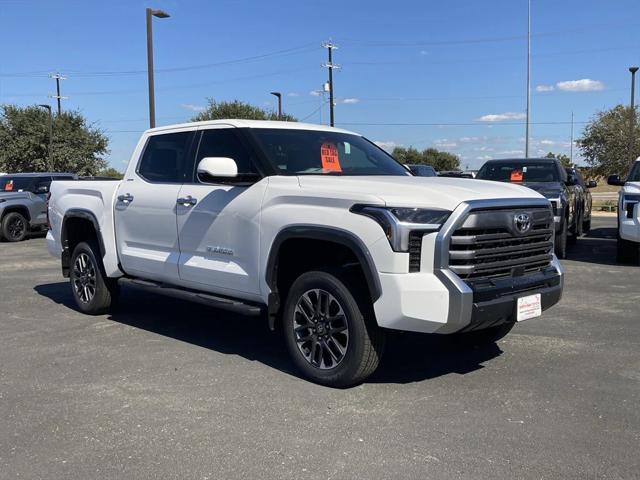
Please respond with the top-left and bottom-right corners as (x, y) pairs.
(476, 158), (581, 258)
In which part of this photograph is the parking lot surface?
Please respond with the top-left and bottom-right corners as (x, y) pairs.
(0, 216), (638, 479)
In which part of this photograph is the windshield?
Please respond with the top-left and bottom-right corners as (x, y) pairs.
(249, 129), (410, 176)
(476, 161), (561, 183)
(0, 176), (33, 192)
(628, 162), (640, 182)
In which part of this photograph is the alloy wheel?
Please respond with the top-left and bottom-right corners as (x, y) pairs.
(292, 289), (349, 370)
(72, 253), (97, 304)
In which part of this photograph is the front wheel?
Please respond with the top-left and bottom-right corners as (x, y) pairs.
(1, 212), (29, 242)
(555, 220), (568, 259)
(70, 241), (119, 314)
(282, 271), (385, 387)
(616, 231), (640, 265)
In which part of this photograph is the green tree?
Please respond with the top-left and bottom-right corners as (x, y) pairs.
(191, 99), (297, 122)
(577, 104), (640, 176)
(97, 167), (124, 179)
(544, 151), (572, 168)
(0, 105), (108, 175)
(391, 146), (460, 171)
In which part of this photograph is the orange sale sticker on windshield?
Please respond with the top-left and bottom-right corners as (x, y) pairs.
(4, 181), (13, 191)
(321, 142), (342, 172)
(510, 170), (524, 182)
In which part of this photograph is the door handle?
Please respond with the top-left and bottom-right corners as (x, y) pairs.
(177, 196), (197, 207)
(117, 193), (134, 204)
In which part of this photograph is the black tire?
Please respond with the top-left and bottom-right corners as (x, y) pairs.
(453, 322), (515, 347)
(583, 218), (591, 234)
(616, 231), (640, 265)
(69, 241), (119, 315)
(555, 220), (568, 259)
(568, 212), (580, 245)
(282, 270), (385, 387)
(1, 211), (29, 242)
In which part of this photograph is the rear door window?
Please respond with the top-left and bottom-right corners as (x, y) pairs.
(138, 131), (195, 183)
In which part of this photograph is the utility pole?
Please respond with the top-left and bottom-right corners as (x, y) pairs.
(48, 73), (67, 115)
(525, 0), (531, 158)
(270, 92), (282, 119)
(146, 8), (170, 129)
(629, 66), (638, 167)
(322, 41), (339, 127)
(37, 104), (53, 170)
(569, 111), (574, 164)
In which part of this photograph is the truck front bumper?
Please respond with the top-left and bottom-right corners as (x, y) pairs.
(374, 258), (563, 334)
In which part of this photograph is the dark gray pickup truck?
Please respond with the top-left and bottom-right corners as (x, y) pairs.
(0, 173), (76, 242)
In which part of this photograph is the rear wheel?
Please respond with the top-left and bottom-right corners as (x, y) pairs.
(70, 241), (119, 314)
(583, 218), (591, 234)
(282, 270), (385, 387)
(1, 212), (28, 242)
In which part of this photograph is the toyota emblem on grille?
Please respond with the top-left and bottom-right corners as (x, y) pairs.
(514, 212), (531, 234)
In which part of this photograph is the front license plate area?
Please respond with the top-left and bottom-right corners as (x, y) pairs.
(517, 293), (542, 322)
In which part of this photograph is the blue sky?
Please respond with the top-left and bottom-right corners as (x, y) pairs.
(1, 0), (639, 170)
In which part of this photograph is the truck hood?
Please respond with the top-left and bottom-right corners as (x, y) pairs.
(622, 182), (640, 194)
(517, 182), (564, 199)
(297, 176), (545, 210)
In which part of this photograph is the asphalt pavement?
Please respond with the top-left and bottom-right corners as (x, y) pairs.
(0, 216), (638, 479)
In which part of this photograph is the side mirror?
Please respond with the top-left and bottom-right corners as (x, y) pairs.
(607, 175), (625, 186)
(587, 180), (598, 188)
(197, 157), (238, 180)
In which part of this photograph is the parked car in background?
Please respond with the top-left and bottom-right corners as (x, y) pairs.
(407, 164), (437, 177)
(608, 158), (640, 264)
(475, 158), (580, 258)
(566, 167), (597, 234)
(0, 173), (77, 242)
(46, 120), (563, 387)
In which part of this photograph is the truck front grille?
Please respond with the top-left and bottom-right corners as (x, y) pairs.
(448, 207), (554, 281)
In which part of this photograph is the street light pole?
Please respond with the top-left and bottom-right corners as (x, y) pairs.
(146, 8), (170, 129)
(525, 0), (531, 158)
(270, 92), (282, 120)
(630, 66), (638, 168)
(37, 104), (53, 171)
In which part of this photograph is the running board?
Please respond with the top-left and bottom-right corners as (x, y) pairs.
(118, 277), (264, 316)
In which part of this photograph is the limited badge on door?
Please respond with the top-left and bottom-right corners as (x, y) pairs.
(517, 293), (542, 322)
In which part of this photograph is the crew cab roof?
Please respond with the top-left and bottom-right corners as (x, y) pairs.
(144, 119), (359, 136)
(482, 158), (556, 163)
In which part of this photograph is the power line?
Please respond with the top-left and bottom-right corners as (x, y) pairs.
(0, 44), (317, 78)
(336, 121), (589, 127)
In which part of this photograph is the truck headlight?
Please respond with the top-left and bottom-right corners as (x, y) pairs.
(622, 194), (640, 219)
(351, 205), (451, 252)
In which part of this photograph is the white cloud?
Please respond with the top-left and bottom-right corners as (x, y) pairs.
(180, 103), (206, 112)
(309, 90), (321, 96)
(477, 112), (526, 122)
(374, 140), (401, 152)
(419, 50), (428, 56)
(536, 84), (555, 92)
(287, 92), (300, 97)
(434, 138), (457, 148)
(556, 79), (605, 92)
(497, 149), (525, 155)
(476, 155), (492, 161)
(341, 98), (360, 104)
(459, 136), (483, 143)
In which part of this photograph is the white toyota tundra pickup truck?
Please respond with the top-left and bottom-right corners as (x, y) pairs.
(47, 120), (564, 386)
(608, 158), (640, 264)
